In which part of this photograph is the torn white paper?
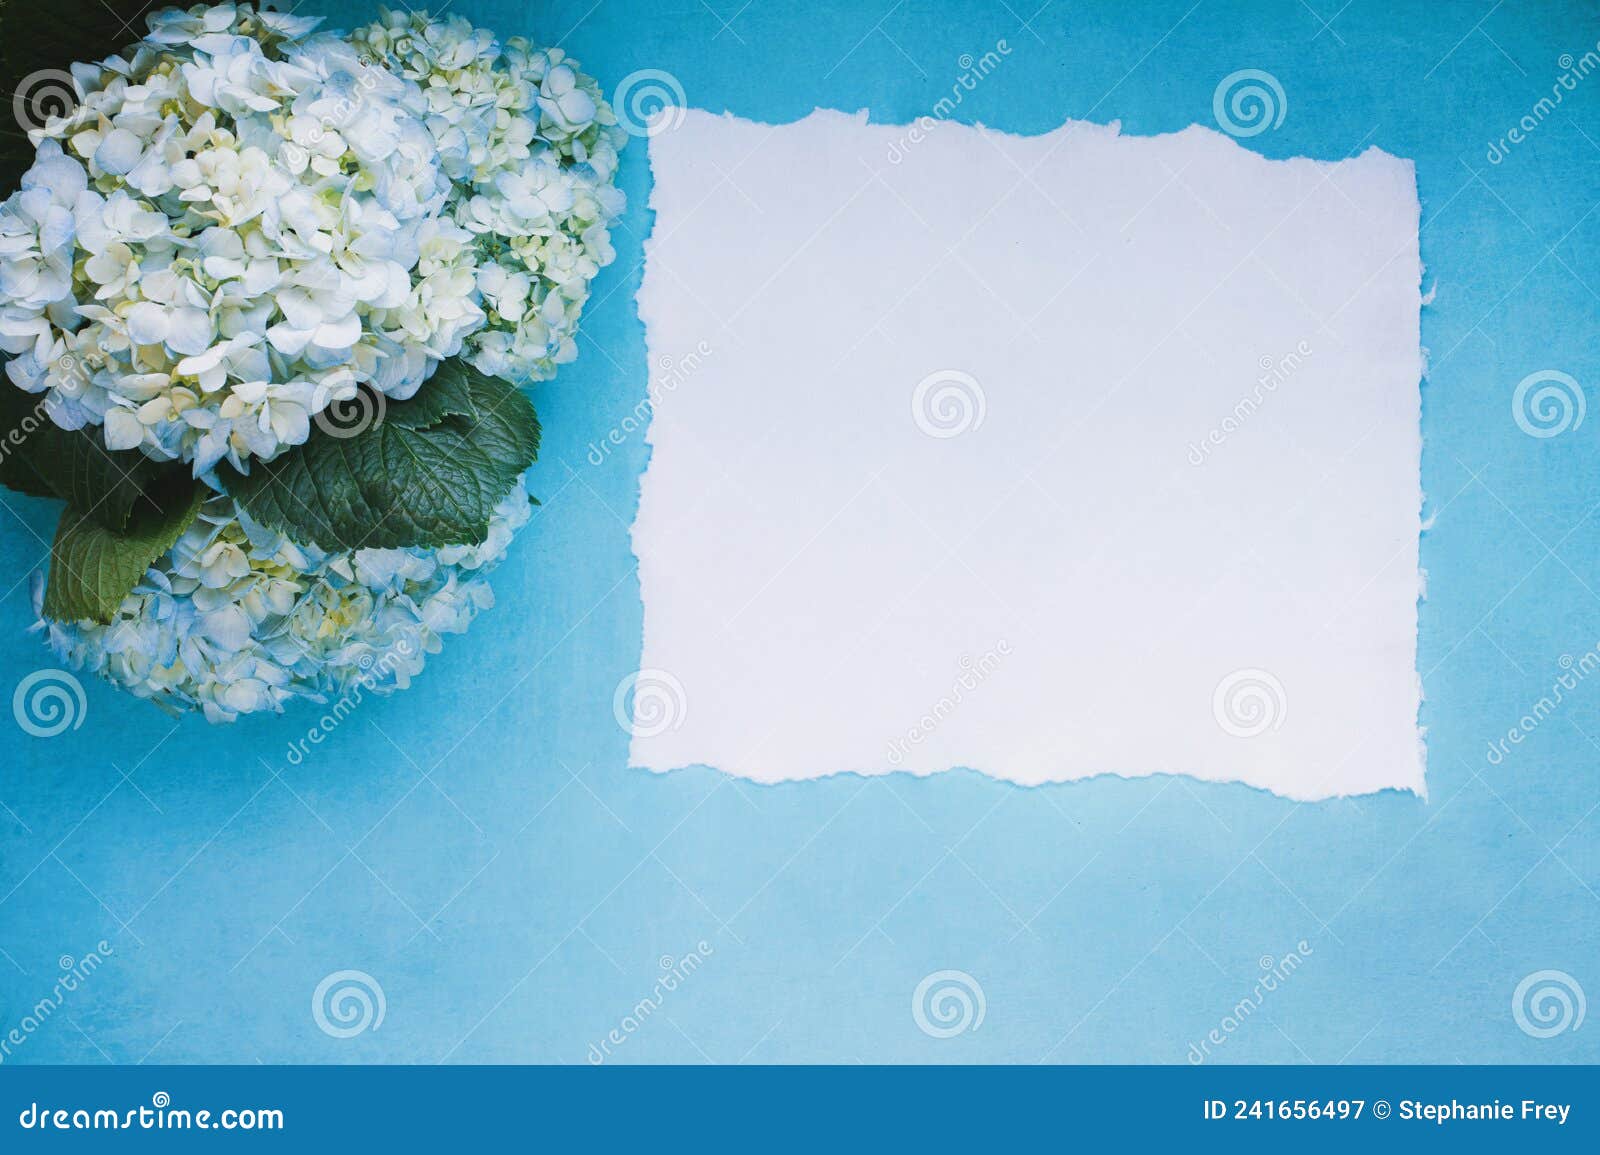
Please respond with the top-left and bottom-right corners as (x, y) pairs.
(630, 109), (1423, 801)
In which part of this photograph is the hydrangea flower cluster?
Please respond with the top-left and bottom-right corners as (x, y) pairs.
(353, 9), (625, 382)
(0, 2), (622, 472)
(0, 4), (459, 473)
(37, 476), (532, 722)
(2, 4), (623, 721)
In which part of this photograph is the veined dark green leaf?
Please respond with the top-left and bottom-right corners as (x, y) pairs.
(43, 475), (204, 624)
(383, 359), (478, 429)
(456, 368), (541, 492)
(0, 390), (62, 501)
(220, 359), (540, 550)
(0, 381), (183, 528)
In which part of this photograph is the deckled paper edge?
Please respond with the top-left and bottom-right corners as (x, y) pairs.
(631, 108), (1429, 803)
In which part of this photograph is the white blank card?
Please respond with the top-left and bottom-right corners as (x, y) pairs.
(629, 109), (1423, 801)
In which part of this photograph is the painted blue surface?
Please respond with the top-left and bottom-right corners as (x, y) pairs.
(1, 0), (1597, 1065)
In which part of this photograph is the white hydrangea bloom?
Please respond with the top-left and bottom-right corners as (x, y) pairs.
(352, 8), (624, 383)
(0, 3), (480, 473)
(35, 476), (534, 722)
(10, 7), (619, 723)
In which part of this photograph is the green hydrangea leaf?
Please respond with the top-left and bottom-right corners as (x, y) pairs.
(456, 368), (541, 491)
(43, 476), (205, 624)
(219, 359), (539, 550)
(0, 381), (183, 529)
(0, 406), (62, 501)
(384, 359), (478, 429)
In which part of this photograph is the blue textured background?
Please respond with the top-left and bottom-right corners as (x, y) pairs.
(2, 0), (1597, 1064)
